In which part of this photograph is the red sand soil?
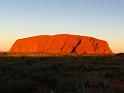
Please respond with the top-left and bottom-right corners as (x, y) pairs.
(9, 34), (113, 55)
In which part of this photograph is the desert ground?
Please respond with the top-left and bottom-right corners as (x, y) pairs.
(0, 53), (124, 93)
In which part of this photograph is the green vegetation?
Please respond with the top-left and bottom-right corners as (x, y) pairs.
(0, 54), (124, 93)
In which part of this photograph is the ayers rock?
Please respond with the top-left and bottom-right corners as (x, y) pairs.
(10, 34), (113, 55)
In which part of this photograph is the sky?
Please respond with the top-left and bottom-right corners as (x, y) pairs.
(0, 0), (124, 53)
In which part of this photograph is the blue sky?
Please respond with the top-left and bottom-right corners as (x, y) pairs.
(0, 0), (124, 52)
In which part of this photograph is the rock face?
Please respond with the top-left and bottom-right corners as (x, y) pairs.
(9, 34), (113, 55)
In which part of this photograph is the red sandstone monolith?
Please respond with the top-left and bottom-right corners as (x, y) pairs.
(10, 34), (113, 55)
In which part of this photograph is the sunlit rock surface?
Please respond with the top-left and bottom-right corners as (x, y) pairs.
(10, 34), (113, 55)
